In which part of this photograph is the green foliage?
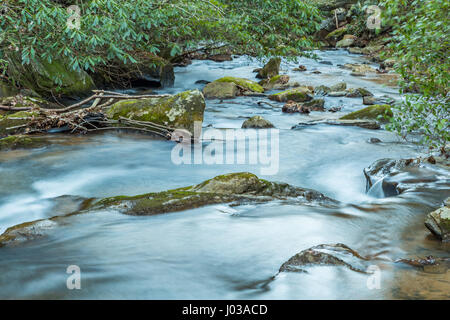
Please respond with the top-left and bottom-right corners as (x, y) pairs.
(0, 0), (322, 83)
(380, 0), (449, 151)
(346, 0), (380, 37)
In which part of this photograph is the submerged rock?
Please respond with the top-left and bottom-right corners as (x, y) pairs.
(340, 105), (392, 122)
(293, 119), (380, 130)
(0, 111), (40, 136)
(256, 58), (281, 79)
(396, 256), (450, 274)
(0, 135), (50, 151)
(363, 95), (395, 105)
(425, 201), (450, 242)
(91, 172), (338, 216)
(106, 89), (206, 136)
(279, 243), (370, 273)
(241, 116), (274, 129)
(268, 87), (313, 103)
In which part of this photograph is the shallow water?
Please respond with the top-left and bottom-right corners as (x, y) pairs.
(0, 50), (448, 299)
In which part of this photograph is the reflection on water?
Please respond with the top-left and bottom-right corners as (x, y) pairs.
(0, 51), (448, 299)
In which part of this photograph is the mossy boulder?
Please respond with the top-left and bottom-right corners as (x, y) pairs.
(340, 105), (392, 122)
(330, 82), (347, 92)
(215, 77), (264, 93)
(0, 111), (39, 136)
(106, 90), (206, 136)
(269, 87), (313, 103)
(90, 172), (338, 216)
(242, 116), (274, 129)
(345, 87), (373, 98)
(7, 56), (94, 98)
(260, 75), (290, 90)
(0, 135), (50, 151)
(425, 202), (450, 242)
(325, 26), (348, 41)
(336, 38), (355, 48)
(256, 58), (281, 79)
(203, 81), (239, 99)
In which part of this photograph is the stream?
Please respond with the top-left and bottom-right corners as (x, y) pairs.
(0, 50), (448, 299)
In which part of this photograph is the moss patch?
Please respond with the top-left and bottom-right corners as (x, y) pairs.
(340, 105), (392, 121)
(269, 87), (313, 102)
(0, 135), (50, 151)
(215, 77), (264, 93)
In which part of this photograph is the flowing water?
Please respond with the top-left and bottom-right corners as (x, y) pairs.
(0, 50), (448, 299)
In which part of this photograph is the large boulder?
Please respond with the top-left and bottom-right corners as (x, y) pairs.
(340, 105), (392, 121)
(425, 201), (450, 242)
(7, 56), (94, 98)
(106, 89), (206, 136)
(242, 116), (274, 129)
(256, 58), (281, 79)
(268, 87), (313, 103)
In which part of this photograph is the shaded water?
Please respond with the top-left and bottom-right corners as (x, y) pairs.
(0, 51), (448, 299)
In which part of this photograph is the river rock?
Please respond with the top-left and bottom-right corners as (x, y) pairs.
(340, 105), (392, 122)
(343, 63), (377, 74)
(268, 87), (313, 103)
(279, 243), (370, 273)
(348, 47), (364, 54)
(336, 37), (355, 48)
(90, 172), (338, 216)
(293, 65), (307, 72)
(203, 77), (264, 99)
(106, 89), (206, 136)
(325, 26), (348, 41)
(425, 202), (450, 242)
(315, 85), (331, 96)
(330, 82), (347, 92)
(241, 116), (274, 129)
(203, 81), (239, 99)
(363, 95), (395, 105)
(260, 75), (290, 90)
(0, 135), (50, 151)
(345, 87), (373, 98)
(257, 58), (281, 79)
(0, 110), (39, 136)
(328, 91), (346, 97)
(293, 119), (380, 130)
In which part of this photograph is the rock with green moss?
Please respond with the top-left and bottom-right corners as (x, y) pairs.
(345, 88), (373, 98)
(268, 87), (313, 103)
(260, 75), (290, 90)
(7, 56), (94, 98)
(203, 81), (239, 99)
(0, 111), (39, 135)
(257, 58), (281, 79)
(242, 116), (274, 129)
(336, 38), (355, 48)
(343, 63), (377, 74)
(90, 172), (338, 216)
(215, 77), (264, 93)
(0, 173), (337, 247)
(106, 89), (206, 136)
(425, 201), (450, 242)
(325, 27), (348, 41)
(340, 105), (392, 122)
(0, 135), (50, 151)
(363, 95), (395, 105)
(330, 82), (347, 92)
